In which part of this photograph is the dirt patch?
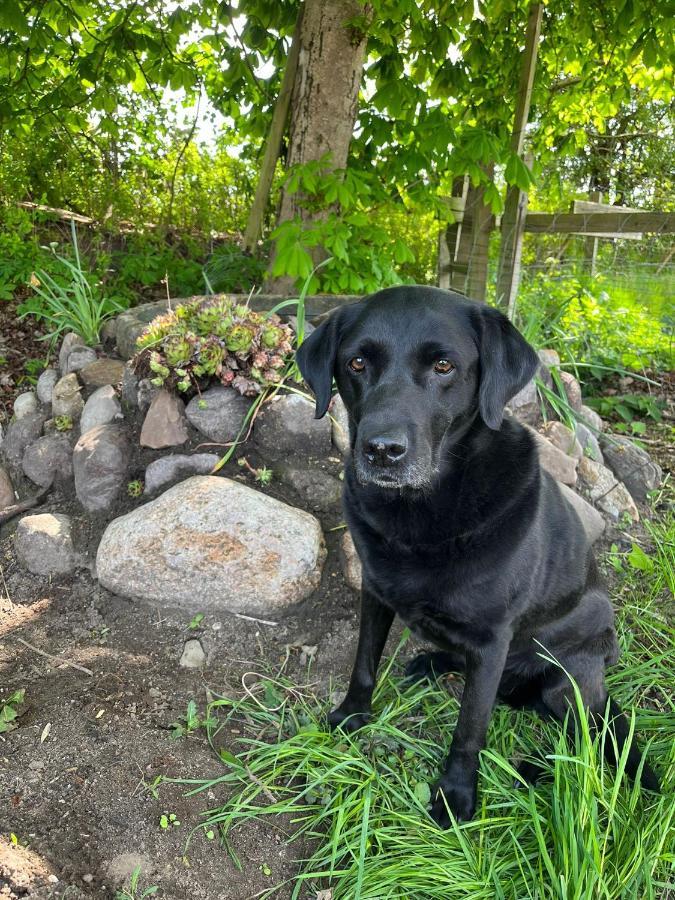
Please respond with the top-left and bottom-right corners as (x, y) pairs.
(0, 297), (51, 422)
(0, 454), (381, 899)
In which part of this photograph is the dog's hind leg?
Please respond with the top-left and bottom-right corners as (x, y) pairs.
(540, 657), (659, 792)
(405, 649), (466, 683)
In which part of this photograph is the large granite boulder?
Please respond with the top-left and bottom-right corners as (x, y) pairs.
(96, 476), (325, 615)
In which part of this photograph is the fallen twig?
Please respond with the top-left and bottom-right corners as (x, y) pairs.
(17, 637), (94, 676)
(0, 485), (52, 525)
(233, 612), (278, 626)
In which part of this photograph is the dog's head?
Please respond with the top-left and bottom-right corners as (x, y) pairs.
(296, 285), (538, 489)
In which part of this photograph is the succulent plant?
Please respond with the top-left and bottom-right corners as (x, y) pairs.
(132, 295), (294, 397)
(127, 479), (144, 498)
(54, 415), (73, 432)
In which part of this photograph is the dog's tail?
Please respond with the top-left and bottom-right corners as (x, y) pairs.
(604, 696), (659, 792)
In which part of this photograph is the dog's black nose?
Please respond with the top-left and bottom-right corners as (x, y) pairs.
(363, 433), (408, 467)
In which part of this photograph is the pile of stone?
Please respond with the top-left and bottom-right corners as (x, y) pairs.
(0, 309), (663, 618)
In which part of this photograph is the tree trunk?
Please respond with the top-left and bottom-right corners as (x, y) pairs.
(265, 0), (370, 293)
(242, 3), (304, 254)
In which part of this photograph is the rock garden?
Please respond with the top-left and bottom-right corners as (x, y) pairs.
(0, 293), (671, 899)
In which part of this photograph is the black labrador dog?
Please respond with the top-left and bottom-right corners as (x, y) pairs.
(296, 285), (658, 826)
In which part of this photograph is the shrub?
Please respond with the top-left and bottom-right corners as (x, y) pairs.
(203, 244), (268, 294)
(514, 269), (673, 380)
(133, 296), (293, 396)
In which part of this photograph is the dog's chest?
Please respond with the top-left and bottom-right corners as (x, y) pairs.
(361, 535), (500, 648)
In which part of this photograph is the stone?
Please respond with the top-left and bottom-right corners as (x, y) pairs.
(58, 332), (85, 373)
(330, 394), (350, 455)
(64, 345), (98, 374)
(14, 391), (38, 420)
(524, 425), (578, 486)
(506, 377), (540, 425)
(557, 483), (605, 544)
(73, 424), (129, 513)
(575, 421), (604, 464)
(51, 373), (84, 420)
(96, 476), (326, 615)
(288, 316), (316, 338)
(144, 453), (220, 494)
(255, 394), (332, 459)
(120, 362), (140, 408)
(79, 357), (126, 388)
(578, 456), (639, 522)
(15, 513), (77, 576)
(599, 435), (662, 502)
(0, 466), (14, 508)
(185, 385), (250, 443)
(115, 299), (171, 359)
(22, 434), (73, 488)
(140, 390), (189, 449)
(100, 318), (118, 345)
(341, 531), (362, 592)
(538, 348), (560, 369)
(137, 378), (159, 414)
(36, 368), (59, 405)
(80, 385), (123, 435)
(277, 464), (342, 510)
(542, 421), (583, 460)
(559, 370), (583, 411)
(579, 404), (603, 432)
(1, 411), (46, 468)
(179, 639), (206, 668)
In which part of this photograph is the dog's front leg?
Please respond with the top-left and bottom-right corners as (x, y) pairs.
(328, 586), (395, 733)
(431, 637), (510, 825)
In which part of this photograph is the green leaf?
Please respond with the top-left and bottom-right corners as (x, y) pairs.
(413, 781), (431, 805)
(627, 544), (654, 573)
(0, 0), (30, 35)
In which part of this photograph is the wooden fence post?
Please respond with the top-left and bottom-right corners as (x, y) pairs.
(466, 164), (494, 302)
(438, 177), (467, 290)
(495, 2), (543, 313)
(438, 171), (494, 302)
(584, 190), (602, 274)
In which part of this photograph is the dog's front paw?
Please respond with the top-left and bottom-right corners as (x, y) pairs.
(430, 777), (476, 827)
(327, 705), (371, 733)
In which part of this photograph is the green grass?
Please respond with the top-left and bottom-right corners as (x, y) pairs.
(513, 268), (674, 379)
(178, 516), (674, 899)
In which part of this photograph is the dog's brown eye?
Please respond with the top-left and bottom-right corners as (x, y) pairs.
(434, 359), (455, 374)
(348, 356), (366, 373)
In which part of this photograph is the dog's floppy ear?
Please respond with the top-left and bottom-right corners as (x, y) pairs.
(295, 309), (346, 419)
(473, 305), (539, 430)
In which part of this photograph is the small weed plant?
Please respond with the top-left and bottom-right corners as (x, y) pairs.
(0, 689), (25, 733)
(115, 865), (158, 900)
(18, 220), (125, 345)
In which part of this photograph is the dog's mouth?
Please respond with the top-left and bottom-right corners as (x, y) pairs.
(353, 456), (433, 490)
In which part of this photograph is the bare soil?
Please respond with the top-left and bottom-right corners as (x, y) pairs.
(0, 451), (378, 899)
